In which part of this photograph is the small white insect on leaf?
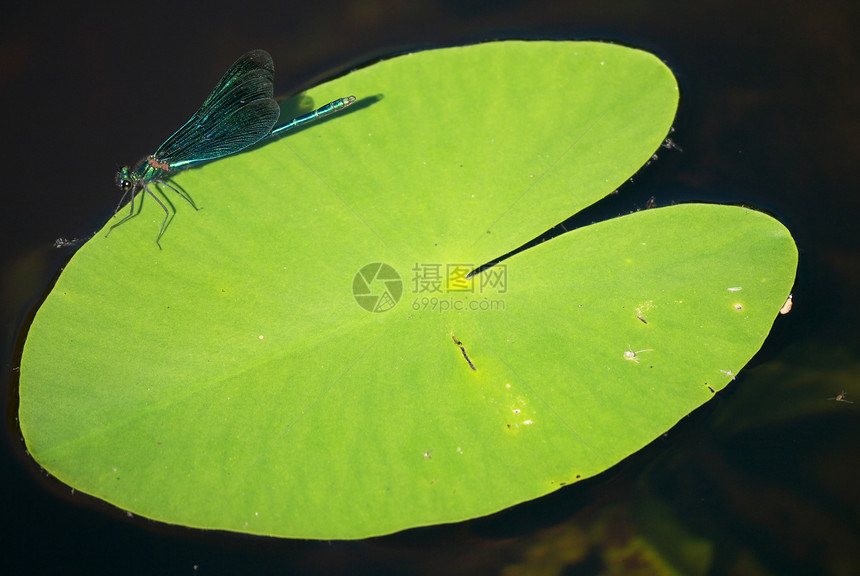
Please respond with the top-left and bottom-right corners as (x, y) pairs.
(624, 345), (653, 364)
(780, 294), (793, 315)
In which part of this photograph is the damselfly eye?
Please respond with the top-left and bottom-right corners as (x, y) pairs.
(117, 177), (132, 190)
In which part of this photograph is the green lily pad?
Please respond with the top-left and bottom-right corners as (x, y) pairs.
(18, 41), (797, 539)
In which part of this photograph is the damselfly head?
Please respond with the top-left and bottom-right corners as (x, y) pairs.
(115, 166), (134, 191)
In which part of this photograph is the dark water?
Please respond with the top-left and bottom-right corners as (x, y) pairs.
(2, 1), (858, 574)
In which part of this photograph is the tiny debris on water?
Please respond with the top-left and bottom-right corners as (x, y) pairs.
(662, 137), (682, 151)
(829, 390), (853, 404)
(53, 237), (85, 249)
